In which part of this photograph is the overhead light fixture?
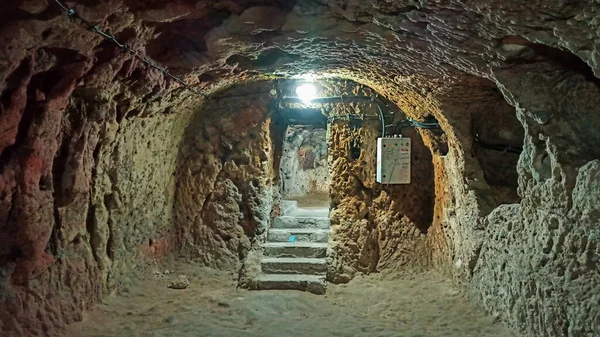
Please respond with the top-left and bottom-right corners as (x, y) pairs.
(296, 83), (317, 103)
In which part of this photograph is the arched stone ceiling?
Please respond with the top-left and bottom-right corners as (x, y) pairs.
(2, 0), (598, 109)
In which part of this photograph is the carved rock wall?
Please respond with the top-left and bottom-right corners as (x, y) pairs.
(326, 109), (436, 283)
(0, 82), (197, 336)
(174, 86), (276, 271)
(467, 63), (600, 337)
(279, 125), (329, 198)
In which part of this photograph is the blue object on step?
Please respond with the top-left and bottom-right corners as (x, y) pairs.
(289, 235), (296, 242)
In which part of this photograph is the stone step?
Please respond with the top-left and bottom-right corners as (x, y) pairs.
(281, 200), (298, 215)
(267, 228), (330, 243)
(261, 257), (327, 275)
(263, 242), (327, 258)
(256, 274), (326, 295)
(286, 207), (329, 218)
(273, 216), (330, 229)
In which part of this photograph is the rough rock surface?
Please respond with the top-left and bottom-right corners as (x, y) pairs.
(175, 85), (276, 271)
(0, 1), (599, 337)
(327, 119), (435, 282)
(468, 65), (600, 337)
(279, 126), (329, 197)
(167, 274), (190, 290)
(0, 64), (199, 335)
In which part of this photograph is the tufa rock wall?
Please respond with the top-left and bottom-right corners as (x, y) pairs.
(467, 63), (600, 337)
(174, 87), (277, 272)
(279, 125), (329, 198)
(415, 63), (600, 337)
(0, 82), (196, 336)
(326, 116), (436, 283)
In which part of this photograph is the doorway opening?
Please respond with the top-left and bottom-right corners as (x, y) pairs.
(279, 125), (330, 212)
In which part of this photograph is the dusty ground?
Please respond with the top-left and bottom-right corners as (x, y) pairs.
(63, 261), (513, 337)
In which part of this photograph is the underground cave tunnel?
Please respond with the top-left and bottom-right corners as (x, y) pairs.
(1, 1), (599, 337)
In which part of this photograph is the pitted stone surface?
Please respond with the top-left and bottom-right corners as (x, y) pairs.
(280, 126), (329, 197)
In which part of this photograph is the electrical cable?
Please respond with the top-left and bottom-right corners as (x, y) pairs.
(46, 2), (523, 149)
(279, 96), (387, 137)
(392, 118), (441, 132)
(272, 81), (293, 126)
(281, 91), (519, 156)
(474, 134), (522, 154)
(327, 114), (381, 122)
(49, 0), (446, 132)
(52, 0), (209, 98)
(375, 102), (386, 137)
(408, 118), (441, 129)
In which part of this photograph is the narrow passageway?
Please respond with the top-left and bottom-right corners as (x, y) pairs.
(279, 125), (330, 200)
(1, 2), (599, 337)
(64, 262), (511, 337)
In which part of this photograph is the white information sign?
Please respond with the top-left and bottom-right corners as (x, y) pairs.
(376, 137), (411, 184)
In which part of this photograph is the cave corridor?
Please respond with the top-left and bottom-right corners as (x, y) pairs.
(0, 1), (599, 337)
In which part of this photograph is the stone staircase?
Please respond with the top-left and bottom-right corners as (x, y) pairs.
(255, 200), (330, 294)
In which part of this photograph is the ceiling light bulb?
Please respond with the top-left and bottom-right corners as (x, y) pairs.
(296, 83), (317, 103)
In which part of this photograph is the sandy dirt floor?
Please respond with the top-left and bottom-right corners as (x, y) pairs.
(64, 261), (514, 337)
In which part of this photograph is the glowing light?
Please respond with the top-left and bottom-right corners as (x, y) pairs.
(296, 83), (317, 103)
(298, 73), (317, 81)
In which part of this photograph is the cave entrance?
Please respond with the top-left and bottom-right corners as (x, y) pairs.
(279, 124), (330, 210)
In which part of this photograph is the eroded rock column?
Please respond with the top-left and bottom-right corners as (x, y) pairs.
(175, 87), (277, 271)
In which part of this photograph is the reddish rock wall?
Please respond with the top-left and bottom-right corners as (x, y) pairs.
(0, 83), (197, 336)
(0, 6), (202, 332)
